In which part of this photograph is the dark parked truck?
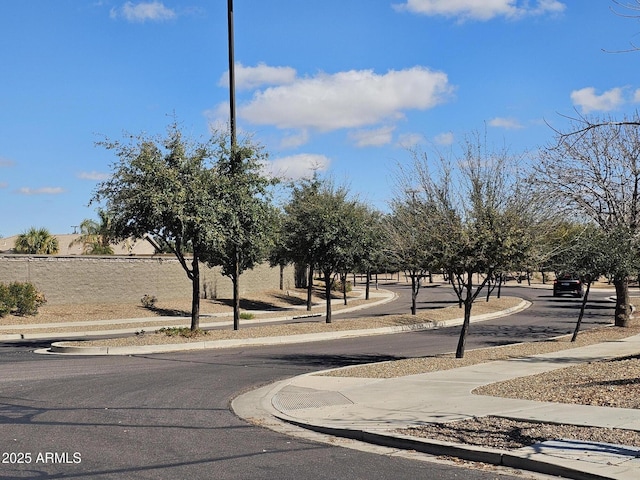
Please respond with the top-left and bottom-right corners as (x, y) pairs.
(553, 273), (584, 298)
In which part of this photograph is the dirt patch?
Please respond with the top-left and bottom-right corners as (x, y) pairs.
(56, 296), (524, 347)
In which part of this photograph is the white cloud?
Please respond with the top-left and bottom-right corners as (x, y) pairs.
(349, 126), (396, 147)
(393, 0), (566, 21)
(397, 133), (427, 148)
(489, 117), (524, 129)
(16, 187), (65, 195)
(110, 2), (176, 22)
(238, 66), (453, 132)
(280, 130), (310, 149)
(434, 132), (454, 145)
(219, 63), (297, 90)
(78, 171), (110, 181)
(0, 157), (15, 167)
(570, 87), (625, 113)
(0, 182), (7, 189)
(634, 89), (640, 103)
(263, 154), (330, 181)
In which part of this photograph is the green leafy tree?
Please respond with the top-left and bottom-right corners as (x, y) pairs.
(70, 211), (115, 255)
(206, 136), (276, 330)
(92, 122), (227, 331)
(268, 208), (290, 291)
(333, 201), (374, 306)
(353, 206), (385, 300)
(14, 227), (59, 254)
(282, 177), (363, 323)
(550, 225), (622, 341)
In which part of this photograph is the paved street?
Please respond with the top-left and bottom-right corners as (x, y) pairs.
(0, 283), (619, 479)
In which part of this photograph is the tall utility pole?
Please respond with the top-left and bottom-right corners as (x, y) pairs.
(227, 0), (241, 330)
(227, 0), (237, 154)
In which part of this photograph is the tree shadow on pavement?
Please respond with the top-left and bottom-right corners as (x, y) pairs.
(268, 353), (407, 369)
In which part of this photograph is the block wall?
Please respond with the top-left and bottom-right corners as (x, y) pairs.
(0, 255), (294, 305)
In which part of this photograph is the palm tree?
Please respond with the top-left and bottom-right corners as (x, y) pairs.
(70, 212), (114, 255)
(14, 227), (59, 254)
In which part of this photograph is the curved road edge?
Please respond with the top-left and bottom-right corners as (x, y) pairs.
(37, 297), (531, 356)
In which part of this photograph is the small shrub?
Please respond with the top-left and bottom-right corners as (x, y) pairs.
(6, 282), (46, 316)
(331, 279), (352, 293)
(239, 312), (254, 320)
(156, 326), (207, 338)
(141, 294), (157, 309)
(0, 284), (14, 318)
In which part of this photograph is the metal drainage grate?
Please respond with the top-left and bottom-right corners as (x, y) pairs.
(272, 385), (353, 411)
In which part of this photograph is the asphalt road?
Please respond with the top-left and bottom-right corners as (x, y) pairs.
(0, 283), (620, 479)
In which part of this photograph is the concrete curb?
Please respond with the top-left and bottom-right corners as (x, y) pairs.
(233, 329), (626, 480)
(5, 287), (396, 342)
(268, 419), (612, 480)
(39, 299), (531, 356)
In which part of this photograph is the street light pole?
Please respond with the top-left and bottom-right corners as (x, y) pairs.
(227, 0), (241, 330)
(227, 0), (237, 155)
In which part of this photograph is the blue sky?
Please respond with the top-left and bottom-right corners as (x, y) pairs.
(2, 0), (640, 236)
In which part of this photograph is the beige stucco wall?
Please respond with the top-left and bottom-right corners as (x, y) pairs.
(0, 255), (294, 305)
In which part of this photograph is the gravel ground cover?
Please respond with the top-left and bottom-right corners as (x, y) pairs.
(58, 295), (523, 347)
(0, 288), (365, 334)
(398, 416), (640, 450)
(370, 325), (640, 450)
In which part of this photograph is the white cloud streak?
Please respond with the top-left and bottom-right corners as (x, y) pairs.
(262, 154), (330, 181)
(571, 87), (625, 113)
(78, 171), (110, 181)
(489, 117), (524, 129)
(110, 2), (176, 22)
(279, 130), (310, 149)
(219, 63), (297, 90)
(434, 132), (454, 146)
(16, 187), (65, 195)
(393, 0), (566, 21)
(349, 126), (396, 147)
(396, 133), (426, 148)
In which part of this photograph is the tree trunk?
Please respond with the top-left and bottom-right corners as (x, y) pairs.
(365, 268), (371, 300)
(410, 274), (419, 315)
(306, 264), (314, 311)
(233, 249), (241, 330)
(324, 270), (333, 323)
(279, 264), (284, 290)
(614, 277), (632, 327)
(455, 271), (473, 358)
(295, 263), (307, 288)
(571, 280), (591, 342)
(341, 272), (348, 305)
(190, 256), (200, 331)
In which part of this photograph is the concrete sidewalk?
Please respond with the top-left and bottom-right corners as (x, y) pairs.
(233, 333), (640, 480)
